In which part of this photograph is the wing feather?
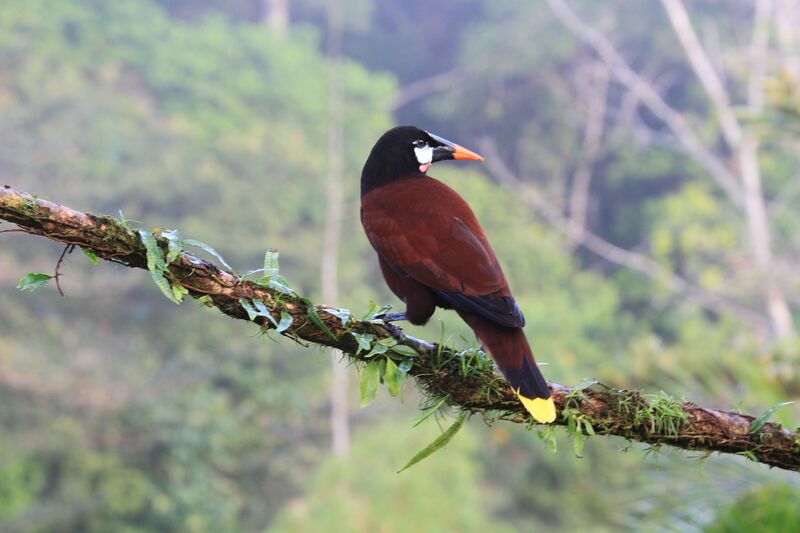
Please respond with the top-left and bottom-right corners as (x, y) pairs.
(362, 178), (524, 328)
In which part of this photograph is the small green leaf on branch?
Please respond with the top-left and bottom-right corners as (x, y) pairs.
(359, 361), (381, 407)
(160, 229), (184, 264)
(183, 238), (233, 271)
(275, 311), (293, 334)
(390, 344), (418, 357)
(138, 230), (180, 304)
(171, 284), (189, 302)
(351, 332), (374, 355)
(17, 272), (54, 292)
(750, 401), (795, 434)
(324, 307), (351, 325)
(398, 411), (468, 473)
(384, 357), (404, 397)
(81, 248), (99, 265)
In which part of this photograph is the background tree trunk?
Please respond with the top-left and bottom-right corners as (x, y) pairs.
(322, 0), (350, 457)
(261, 0), (289, 37)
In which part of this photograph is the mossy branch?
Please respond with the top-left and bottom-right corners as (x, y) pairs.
(1, 185), (798, 472)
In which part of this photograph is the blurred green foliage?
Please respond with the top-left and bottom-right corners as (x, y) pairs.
(707, 484), (800, 533)
(1, 0), (799, 531)
(269, 422), (516, 533)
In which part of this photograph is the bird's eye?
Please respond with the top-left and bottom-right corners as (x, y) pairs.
(412, 139), (426, 148)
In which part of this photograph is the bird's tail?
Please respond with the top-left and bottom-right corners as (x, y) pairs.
(458, 312), (556, 423)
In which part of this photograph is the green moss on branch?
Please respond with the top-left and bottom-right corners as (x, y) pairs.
(1, 185), (798, 472)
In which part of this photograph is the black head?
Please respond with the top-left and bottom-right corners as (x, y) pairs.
(360, 126), (483, 195)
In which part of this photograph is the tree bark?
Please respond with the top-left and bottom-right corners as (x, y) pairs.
(1, 186), (798, 472)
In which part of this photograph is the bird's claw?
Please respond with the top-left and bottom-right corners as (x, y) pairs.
(379, 312), (407, 323)
(375, 312), (407, 337)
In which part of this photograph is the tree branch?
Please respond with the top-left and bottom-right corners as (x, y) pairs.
(567, 62), (609, 245)
(660, 0), (744, 147)
(661, 0), (794, 340)
(547, 0), (795, 340)
(545, 0), (745, 207)
(1, 185), (798, 471)
(390, 68), (466, 110)
(477, 138), (772, 336)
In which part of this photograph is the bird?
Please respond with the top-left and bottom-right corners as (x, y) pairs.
(360, 125), (556, 423)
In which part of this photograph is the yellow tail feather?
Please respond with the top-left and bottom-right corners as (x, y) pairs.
(517, 393), (556, 423)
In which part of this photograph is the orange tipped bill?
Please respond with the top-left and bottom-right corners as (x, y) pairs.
(428, 131), (485, 161)
(452, 143), (484, 161)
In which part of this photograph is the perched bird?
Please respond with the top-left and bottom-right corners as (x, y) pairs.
(360, 126), (556, 423)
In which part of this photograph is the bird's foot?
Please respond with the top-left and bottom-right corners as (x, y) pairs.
(380, 312), (407, 323)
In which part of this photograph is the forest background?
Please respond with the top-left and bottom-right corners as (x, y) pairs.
(1, 0), (799, 531)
